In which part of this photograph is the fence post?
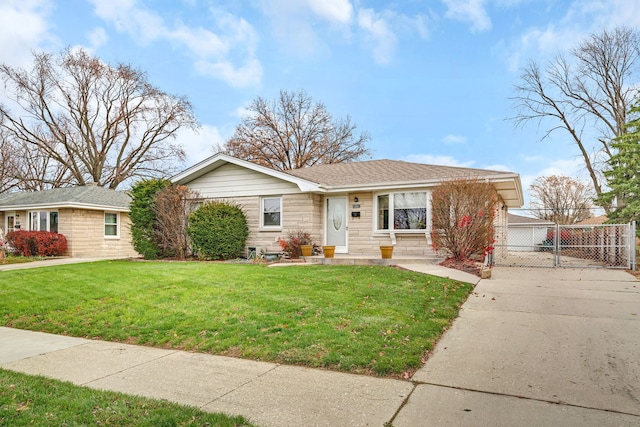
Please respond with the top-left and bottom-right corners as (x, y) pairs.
(553, 224), (560, 268)
(632, 221), (637, 271)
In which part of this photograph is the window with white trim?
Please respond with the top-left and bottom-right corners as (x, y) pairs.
(104, 212), (119, 237)
(376, 192), (428, 231)
(28, 211), (58, 233)
(261, 196), (282, 228)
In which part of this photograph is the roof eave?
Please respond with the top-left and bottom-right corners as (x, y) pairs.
(0, 202), (130, 212)
(316, 173), (523, 203)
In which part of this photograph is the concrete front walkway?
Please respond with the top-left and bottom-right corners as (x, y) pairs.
(1, 264), (639, 426)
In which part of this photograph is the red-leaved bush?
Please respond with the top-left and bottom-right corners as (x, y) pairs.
(5, 231), (68, 257)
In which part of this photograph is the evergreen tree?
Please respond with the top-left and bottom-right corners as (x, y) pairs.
(598, 104), (640, 230)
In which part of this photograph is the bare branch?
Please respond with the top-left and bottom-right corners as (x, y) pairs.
(0, 48), (197, 190)
(509, 26), (640, 205)
(223, 89), (371, 171)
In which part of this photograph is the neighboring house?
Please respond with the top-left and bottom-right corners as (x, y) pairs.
(575, 215), (608, 226)
(0, 185), (138, 258)
(173, 154), (524, 258)
(507, 213), (555, 251)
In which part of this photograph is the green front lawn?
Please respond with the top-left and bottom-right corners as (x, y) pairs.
(0, 261), (472, 376)
(0, 368), (254, 426)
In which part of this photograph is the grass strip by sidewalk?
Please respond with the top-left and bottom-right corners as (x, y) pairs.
(0, 261), (472, 376)
(0, 368), (254, 426)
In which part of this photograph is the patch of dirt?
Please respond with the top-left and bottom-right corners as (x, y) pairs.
(439, 257), (484, 277)
(627, 269), (640, 280)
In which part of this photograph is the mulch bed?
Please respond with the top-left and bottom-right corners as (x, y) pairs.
(439, 257), (484, 277)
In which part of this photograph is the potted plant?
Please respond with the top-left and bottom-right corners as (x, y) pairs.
(380, 245), (394, 259)
(322, 245), (336, 258)
(300, 244), (313, 257)
(278, 229), (315, 259)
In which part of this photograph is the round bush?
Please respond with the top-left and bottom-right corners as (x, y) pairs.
(188, 202), (249, 260)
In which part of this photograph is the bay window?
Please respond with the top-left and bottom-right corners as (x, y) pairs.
(376, 192), (428, 231)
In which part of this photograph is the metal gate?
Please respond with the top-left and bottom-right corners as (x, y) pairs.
(492, 222), (636, 269)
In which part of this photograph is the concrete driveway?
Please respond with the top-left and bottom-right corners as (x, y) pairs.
(394, 267), (640, 426)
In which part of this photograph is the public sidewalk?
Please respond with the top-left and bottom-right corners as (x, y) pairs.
(1, 263), (639, 426)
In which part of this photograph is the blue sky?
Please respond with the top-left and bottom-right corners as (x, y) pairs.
(2, 0), (639, 204)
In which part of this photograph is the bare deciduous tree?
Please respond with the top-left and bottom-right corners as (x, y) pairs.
(222, 89), (371, 171)
(0, 131), (19, 193)
(153, 184), (200, 259)
(528, 175), (594, 224)
(511, 27), (640, 208)
(0, 48), (198, 189)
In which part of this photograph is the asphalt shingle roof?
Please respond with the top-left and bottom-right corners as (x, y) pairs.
(0, 186), (131, 210)
(283, 159), (516, 187)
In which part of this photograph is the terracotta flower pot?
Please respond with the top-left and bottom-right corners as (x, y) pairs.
(380, 245), (394, 259)
(322, 245), (335, 258)
(301, 245), (313, 257)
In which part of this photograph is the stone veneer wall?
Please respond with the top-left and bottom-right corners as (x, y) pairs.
(344, 191), (437, 257)
(59, 208), (138, 258)
(203, 193), (324, 255)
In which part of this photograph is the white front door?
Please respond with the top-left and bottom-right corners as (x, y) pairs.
(326, 197), (348, 253)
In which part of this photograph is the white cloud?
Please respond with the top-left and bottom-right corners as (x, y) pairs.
(87, 27), (108, 51)
(404, 153), (475, 168)
(503, 0), (640, 72)
(194, 58), (262, 88)
(519, 157), (585, 196)
(442, 134), (467, 144)
(0, 0), (55, 67)
(565, 0), (640, 29)
(522, 155), (544, 163)
(357, 8), (398, 64)
(503, 24), (583, 72)
(306, 0), (353, 24)
(88, 0), (262, 87)
(169, 24), (228, 57)
(482, 163), (512, 172)
(441, 0), (491, 33)
(178, 124), (227, 167)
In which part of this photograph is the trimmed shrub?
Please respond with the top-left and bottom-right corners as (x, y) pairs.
(188, 201), (249, 260)
(129, 178), (171, 259)
(6, 231), (67, 257)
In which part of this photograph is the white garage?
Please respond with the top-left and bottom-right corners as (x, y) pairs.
(507, 214), (555, 252)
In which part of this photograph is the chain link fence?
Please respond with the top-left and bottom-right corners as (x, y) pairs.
(492, 222), (636, 269)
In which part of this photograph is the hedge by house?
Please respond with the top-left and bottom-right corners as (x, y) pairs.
(6, 231), (68, 257)
(188, 201), (249, 260)
(129, 178), (171, 259)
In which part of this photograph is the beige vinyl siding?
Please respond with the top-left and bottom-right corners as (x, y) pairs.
(187, 163), (301, 198)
